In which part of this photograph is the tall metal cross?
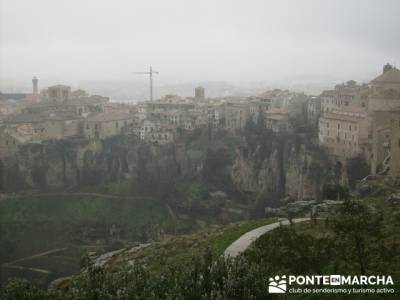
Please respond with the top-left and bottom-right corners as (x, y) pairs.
(132, 66), (159, 101)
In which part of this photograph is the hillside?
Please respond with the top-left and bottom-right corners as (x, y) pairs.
(2, 196), (399, 299)
(0, 193), (170, 287)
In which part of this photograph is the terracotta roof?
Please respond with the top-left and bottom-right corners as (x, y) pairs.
(371, 68), (400, 85)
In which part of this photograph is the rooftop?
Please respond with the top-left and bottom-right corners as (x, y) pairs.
(371, 68), (400, 85)
(85, 112), (132, 122)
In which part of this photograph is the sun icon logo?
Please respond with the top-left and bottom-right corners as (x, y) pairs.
(268, 275), (287, 293)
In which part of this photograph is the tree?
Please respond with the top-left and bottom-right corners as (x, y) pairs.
(2, 278), (50, 300)
(331, 200), (383, 274)
(202, 148), (232, 191)
(0, 159), (4, 191)
(256, 111), (265, 134)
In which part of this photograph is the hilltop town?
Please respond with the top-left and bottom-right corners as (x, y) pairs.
(1, 64), (400, 181)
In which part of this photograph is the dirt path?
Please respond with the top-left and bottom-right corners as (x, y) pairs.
(2, 247), (68, 274)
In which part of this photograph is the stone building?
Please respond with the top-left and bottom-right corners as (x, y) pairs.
(368, 67), (400, 112)
(318, 64), (400, 174)
(319, 108), (369, 159)
(204, 103), (224, 128)
(47, 85), (71, 103)
(265, 109), (290, 133)
(3, 112), (83, 142)
(147, 128), (174, 145)
(320, 81), (368, 116)
(224, 101), (250, 130)
(306, 96), (321, 128)
(32, 76), (39, 101)
(139, 118), (161, 141)
(24, 85), (108, 117)
(0, 129), (25, 157)
(84, 113), (134, 140)
(3, 84), (111, 142)
(195, 86), (205, 100)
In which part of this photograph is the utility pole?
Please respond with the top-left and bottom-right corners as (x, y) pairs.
(132, 66), (159, 101)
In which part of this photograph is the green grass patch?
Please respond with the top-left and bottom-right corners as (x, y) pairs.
(0, 194), (168, 264)
(108, 217), (276, 272)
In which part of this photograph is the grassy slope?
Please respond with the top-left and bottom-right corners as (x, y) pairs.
(107, 218), (276, 272)
(243, 197), (400, 299)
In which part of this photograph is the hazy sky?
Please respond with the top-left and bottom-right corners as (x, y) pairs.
(1, 0), (399, 89)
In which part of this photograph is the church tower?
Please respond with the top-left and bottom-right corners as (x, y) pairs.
(32, 76), (38, 96)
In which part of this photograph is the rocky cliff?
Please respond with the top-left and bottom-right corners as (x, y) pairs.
(0, 131), (332, 204)
(0, 136), (180, 193)
(232, 134), (332, 202)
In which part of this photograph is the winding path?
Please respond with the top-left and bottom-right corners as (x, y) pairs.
(224, 218), (310, 258)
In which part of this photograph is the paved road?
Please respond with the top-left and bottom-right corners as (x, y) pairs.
(224, 218), (310, 258)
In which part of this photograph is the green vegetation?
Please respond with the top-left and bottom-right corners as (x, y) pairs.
(2, 198), (398, 299)
(0, 194), (168, 270)
(103, 218), (276, 273)
(0, 193), (169, 288)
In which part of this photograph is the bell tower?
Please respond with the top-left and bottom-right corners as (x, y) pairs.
(32, 76), (38, 96)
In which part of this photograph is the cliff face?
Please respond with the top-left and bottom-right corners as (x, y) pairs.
(0, 136), (180, 192)
(231, 136), (331, 202)
(0, 133), (331, 202)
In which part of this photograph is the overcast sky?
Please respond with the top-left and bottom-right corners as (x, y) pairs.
(1, 0), (399, 90)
